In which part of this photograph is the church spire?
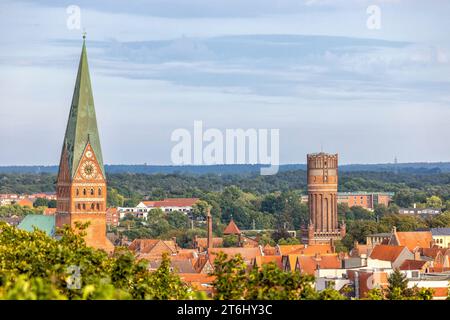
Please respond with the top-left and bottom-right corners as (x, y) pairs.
(60, 36), (105, 179)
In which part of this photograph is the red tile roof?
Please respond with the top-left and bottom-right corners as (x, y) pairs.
(419, 247), (447, 259)
(394, 231), (433, 250)
(277, 244), (306, 256)
(223, 219), (241, 235)
(263, 244), (276, 255)
(369, 245), (408, 262)
(399, 259), (428, 270)
(295, 254), (342, 275)
(140, 198), (199, 208)
(17, 199), (33, 207)
(208, 247), (262, 264)
(195, 237), (223, 249)
(129, 239), (177, 255)
(254, 256), (283, 269)
(291, 244), (334, 255)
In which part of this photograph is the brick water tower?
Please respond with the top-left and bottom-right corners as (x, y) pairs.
(305, 152), (345, 244)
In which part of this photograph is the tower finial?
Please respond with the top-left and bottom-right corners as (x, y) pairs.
(82, 29), (87, 40)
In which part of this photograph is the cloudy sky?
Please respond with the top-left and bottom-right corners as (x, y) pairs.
(0, 0), (450, 166)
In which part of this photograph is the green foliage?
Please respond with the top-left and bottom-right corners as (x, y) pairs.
(222, 235), (240, 247)
(0, 204), (43, 217)
(107, 188), (125, 207)
(278, 237), (300, 245)
(426, 195), (443, 209)
(0, 222), (190, 300)
(33, 198), (48, 208)
(211, 253), (344, 300)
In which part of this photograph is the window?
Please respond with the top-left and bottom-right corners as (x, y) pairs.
(91, 203), (95, 210)
(83, 189), (86, 196)
(76, 189), (79, 196)
(98, 188), (102, 196)
(77, 203), (81, 210)
(90, 188), (94, 196)
(82, 203), (86, 210)
(97, 203), (100, 210)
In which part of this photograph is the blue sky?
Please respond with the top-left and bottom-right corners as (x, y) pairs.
(0, 0), (450, 165)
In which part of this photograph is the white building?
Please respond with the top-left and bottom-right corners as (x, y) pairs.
(118, 198), (200, 219)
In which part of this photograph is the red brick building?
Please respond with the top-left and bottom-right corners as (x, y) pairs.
(305, 152), (345, 244)
(55, 37), (113, 253)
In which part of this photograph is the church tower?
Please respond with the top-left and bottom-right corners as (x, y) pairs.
(305, 152), (345, 244)
(56, 36), (114, 252)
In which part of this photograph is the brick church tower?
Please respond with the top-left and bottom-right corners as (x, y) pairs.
(305, 152), (345, 244)
(55, 36), (114, 252)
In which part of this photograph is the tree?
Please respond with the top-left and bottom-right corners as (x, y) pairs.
(33, 198), (48, 208)
(211, 252), (247, 299)
(386, 269), (412, 300)
(222, 235), (239, 247)
(191, 200), (210, 221)
(0, 221), (191, 300)
(167, 211), (190, 229)
(107, 188), (125, 207)
(426, 196), (443, 209)
(210, 253), (344, 300)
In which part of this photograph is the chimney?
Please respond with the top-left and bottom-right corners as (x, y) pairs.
(207, 207), (213, 249)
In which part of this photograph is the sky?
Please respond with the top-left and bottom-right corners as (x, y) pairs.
(0, 0), (450, 166)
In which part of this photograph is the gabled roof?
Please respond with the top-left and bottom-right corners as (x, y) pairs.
(59, 39), (105, 179)
(18, 214), (55, 236)
(369, 245), (408, 262)
(129, 239), (177, 255)
(291, 244), (333, 255)
(277, 244), (306, 256)
(223, 219), (241, 235)
(254, 256), (283, 269)
(295, 254), (342, 275)
(263, 244), (276, 255)
(419, 247), (447, 259)
(207, 247), (262, 263)
(399, 259), (428, 271)
(195, 237), (223, 249)
(393, 231), (433, 250)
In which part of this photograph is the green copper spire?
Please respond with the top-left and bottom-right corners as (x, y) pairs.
(61, 37), (105, 178)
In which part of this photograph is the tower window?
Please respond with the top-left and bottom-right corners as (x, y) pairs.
(83, 189), (86, 196)
(98, 188), (102, 196)
(90, 188), (94, 196)
(96, 203), (100, 210)
(77, 203), (81, 210)
(91, 203), (95, 210)
(82, 203), (86, 210)
(76, 188), (79, 196)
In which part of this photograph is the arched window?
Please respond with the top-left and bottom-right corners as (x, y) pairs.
(82, 203), (86, 210)
(91, 203), (95, 210)
(77, 203), (81, 210)
(90, 188), (94, 196)
(83, 189), (86, 196)
(96, 203), (100, 210)
(76, 188), (79, 196)
(98, 188), (102, 196)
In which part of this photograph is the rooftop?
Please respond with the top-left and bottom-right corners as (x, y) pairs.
(17, 214), (55, 236)
(431, 228), (450, 236)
